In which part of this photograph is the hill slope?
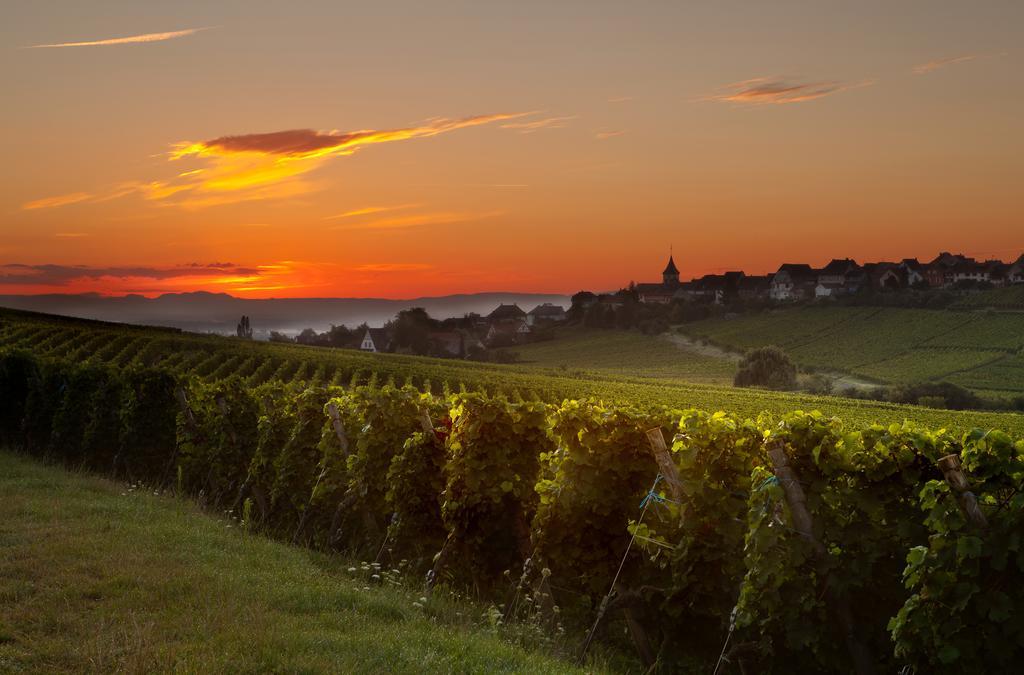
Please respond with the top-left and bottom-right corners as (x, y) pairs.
(0, 452), (589, 674)
(682, 306), (1024, 397)
(2, 306), (1023, 434)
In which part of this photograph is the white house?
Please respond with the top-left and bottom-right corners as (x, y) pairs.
(815, 282), (844, 298)
(770, 264), (816, 301)
(360, 328), (391, 353)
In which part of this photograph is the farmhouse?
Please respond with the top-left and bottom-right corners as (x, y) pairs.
(360, 328), (391, 353)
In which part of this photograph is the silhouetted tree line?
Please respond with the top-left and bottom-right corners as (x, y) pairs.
(566, 289), (732, 335)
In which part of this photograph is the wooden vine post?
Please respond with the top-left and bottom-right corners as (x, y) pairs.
(325, 401), (350, 453)
(215, 395), (238, 446)
(175, 387), (198, 433)
(766, 439), (875, 675)
(936, 454), (988, 529)
(645, 427), (684, 503)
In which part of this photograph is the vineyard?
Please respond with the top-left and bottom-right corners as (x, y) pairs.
(513, 328), (737, 384)
(682, 306), (1024, 395)
(3, 307), (1023, 435)
(2, 336), (1023, 672)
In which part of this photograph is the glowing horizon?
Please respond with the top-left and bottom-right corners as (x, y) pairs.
(3, 2), (1022, 299)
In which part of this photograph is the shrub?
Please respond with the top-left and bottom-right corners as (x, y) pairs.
(734, 346), (797, 390)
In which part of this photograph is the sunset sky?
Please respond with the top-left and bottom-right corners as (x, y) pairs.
(2, 1), (1022, 298)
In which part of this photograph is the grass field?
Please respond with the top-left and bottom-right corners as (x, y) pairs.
(3, 306), (1024, 434)
(0, 451), (596, 674)
(682, 306), (1024, 395)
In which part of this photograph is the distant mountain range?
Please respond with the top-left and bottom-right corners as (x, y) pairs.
(0, 292), (571, 338)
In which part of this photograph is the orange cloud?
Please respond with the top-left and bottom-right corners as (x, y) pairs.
(501, 115), (576, 133)
(912, 54), (982, 75)
(595, 130), (626, 140)
(353, 263), (434, 272)
(329, 210), (503, 231)
(704, 77), (874, 105)
(170, 113), (529, 161)
(325, 204), (421, 220)
(22, 191), (93, 210)
(21, 112), (531, 211)
(25, 27), (209, 49)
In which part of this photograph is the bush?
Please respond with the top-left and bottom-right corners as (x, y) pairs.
(888, 382), (981, 410)
(734, 346), (797, 390)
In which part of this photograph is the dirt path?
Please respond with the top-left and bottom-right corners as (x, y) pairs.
(664, 332), (881, 392)
(663, 333), (741, 362)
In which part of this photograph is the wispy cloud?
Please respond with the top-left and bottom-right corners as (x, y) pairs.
(0, 262), (260, 286)
(501, 115), (576, 133)
(22, 112), (532, 211)
(171, 113), (529, 161)
(912, 54), (984, 75)
(325, 204), (421, 220)
(703, 77), (874, 105)
(329, 210), (503, 231)
(353, 263), (434, 272)
(54, 232), (89, 238)
(25, 27), (209, 49)
(22, 192), (93, 210)
(595, 130), (626, 140)
(607, 96), (633, 103)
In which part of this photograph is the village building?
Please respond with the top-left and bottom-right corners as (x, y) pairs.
(866, 262), (903, 290)
(770, 264), (818, 301)
(485, 319), (531, 346)
(487, 303), (527, 322)
(737, 274), (771, 300)
(360, 327), (391, 353)
(817, 259), (860, 287)
(947, 260), (1006, 286)
(925, 252), (976, 287)
(526, 303), (567, 326)
(636, 255), (682, 304)
(899, 259), (927, 287)
(1008, 255), (1024, 284)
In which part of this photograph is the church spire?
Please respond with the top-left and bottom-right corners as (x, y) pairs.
(662, 250), (680, 286)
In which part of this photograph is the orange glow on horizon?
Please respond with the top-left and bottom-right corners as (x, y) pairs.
(3, 3), (1021, 301)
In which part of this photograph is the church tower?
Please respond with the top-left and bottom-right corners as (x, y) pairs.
(662, 254), (680, 287)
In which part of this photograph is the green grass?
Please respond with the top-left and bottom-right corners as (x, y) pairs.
(0, 451), (596, 674)
(683, 306), (1024, 394)
(514, 327), (736, 383)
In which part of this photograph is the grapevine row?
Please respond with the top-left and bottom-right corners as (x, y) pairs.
(1, 347), (1021, 672)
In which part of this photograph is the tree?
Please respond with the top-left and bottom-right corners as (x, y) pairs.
(734, 346), (797, 390)
(388, 308), (437, 355)
(236, 315), (253, 339)
(295, 328), (321, 346)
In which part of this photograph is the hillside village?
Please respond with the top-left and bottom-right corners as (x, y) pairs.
(625, 251), (1024, 305)
(357, 301), (567, 358)
(348, 251), (1024, 359)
